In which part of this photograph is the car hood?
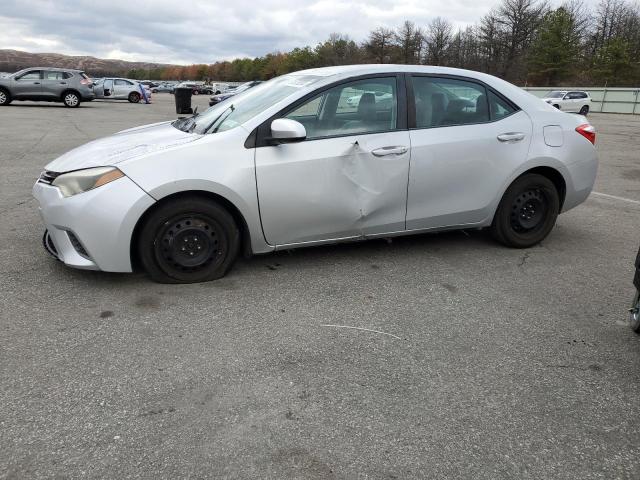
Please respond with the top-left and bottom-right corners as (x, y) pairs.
(45, 121), (201, 172)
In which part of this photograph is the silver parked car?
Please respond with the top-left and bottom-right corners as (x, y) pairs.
(93, 78), (151, 103)
(0, 67), (95, 107)
(33, 65), (598, 283)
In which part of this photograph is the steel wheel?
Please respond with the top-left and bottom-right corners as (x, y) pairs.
(63, 92), (79, 107)
(510, 189), (548, 234)
(491, 173), (560, 248)
(631, 290), (640, 333)
(138, 197), (240, 283)
(154, 214), (226, 276)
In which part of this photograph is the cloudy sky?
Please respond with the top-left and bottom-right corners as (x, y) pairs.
(1, 0), (599, 65)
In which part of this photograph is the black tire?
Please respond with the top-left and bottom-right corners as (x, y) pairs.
(152, 89), (158, 93)
(631, 290), (640, 333)
(0, 88), (11, 105)
(553, 104), (560, 109)
(491, 173), (560, 248)
(137, 197), (240, 283)
(192, 90), (199, 95)
(128, 92), (141, 103)
(62, 91), (80, 108)
(215, 90), (221, 95)
(579, 105), (589, 115)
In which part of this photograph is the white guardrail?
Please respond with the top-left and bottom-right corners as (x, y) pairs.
(523, 87), (640, 114)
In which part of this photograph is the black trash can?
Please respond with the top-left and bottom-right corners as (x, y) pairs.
(174, 87), (193, 115)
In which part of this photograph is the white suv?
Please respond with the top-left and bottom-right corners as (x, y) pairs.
(542, 90), (591, 115)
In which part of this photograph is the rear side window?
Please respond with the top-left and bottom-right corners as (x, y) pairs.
(411, 76), (489, 128)
(44, 71), (65, 80)
(488, 91), (517, 120)
(115, 79), (133, 86)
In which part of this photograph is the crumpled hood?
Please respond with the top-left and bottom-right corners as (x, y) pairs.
(45, 121), (201, 172)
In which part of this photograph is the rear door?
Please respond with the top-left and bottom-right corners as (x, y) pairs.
(12, 70), (42, 98)
(114, 79), (134, 99)
(406, 75), (533, 230)
(41, 70), (69, 99)
(254, 74), (411, 246)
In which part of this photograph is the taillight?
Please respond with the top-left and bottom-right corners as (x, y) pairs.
(80, 78), (91, 85)
(575, 123), (596, 145)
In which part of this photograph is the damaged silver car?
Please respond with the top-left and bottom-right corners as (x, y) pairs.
(33, 65), (598, 283)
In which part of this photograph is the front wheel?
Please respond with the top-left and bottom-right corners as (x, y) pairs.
(631, 290), (640, 333)
(63, 91), (80, 107)
(138, 197), (240, 283)
(128, 92), (141, 103)
(491, 174), (560, 248)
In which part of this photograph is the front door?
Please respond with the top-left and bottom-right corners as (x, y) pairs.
(12, 70), (42, 98)
(255, 75), (411, 247)
(406, 75), (533, 230)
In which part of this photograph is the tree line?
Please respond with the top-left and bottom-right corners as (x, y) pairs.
(128, 0), (640, 86)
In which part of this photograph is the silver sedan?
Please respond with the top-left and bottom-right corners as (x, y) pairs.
(33, 65), (598, 283)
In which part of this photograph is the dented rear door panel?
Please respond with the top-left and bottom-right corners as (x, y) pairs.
(255, 131), (411, 246)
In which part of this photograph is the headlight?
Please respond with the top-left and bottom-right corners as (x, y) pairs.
(52, 166), (124, 197)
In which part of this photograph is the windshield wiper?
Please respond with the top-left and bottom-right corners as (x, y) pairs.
(202, 104), (235, 134)
(172, 106), (200, 133)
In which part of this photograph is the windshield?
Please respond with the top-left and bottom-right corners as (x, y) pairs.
(546, 91), (566, 98)
(173, 74), (323, 135)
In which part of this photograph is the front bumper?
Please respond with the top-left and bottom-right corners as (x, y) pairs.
(32, 175), (155, 272)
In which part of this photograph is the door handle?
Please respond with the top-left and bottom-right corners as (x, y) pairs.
(33, 82), (40, 85)
(497, 132), (525, 142)
(371, 146), (408, 157)
(59, 82), (67, 85)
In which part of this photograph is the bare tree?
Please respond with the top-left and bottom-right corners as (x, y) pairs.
(425, 17), (453, 65)
(394, 21), (425, 64)
(363, 27), (395, 63)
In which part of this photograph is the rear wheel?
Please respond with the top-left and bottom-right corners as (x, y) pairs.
(0, 88), (11, 105)
(128, 91), (141, 103)
(631, 290), (640, 333)
(62, 91), (80, 107)
(138, 197), (240, 283)
(579, 105), (589, 115)
(491, 173), (560, 248)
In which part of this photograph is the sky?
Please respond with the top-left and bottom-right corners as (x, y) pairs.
(0, 0), (600, 65)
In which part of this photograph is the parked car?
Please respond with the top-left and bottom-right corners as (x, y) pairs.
(0, 67), (95, 107)
(33, 65), (598, 284)
(139, 80), (159, 88)
(542, 90), (592, 115)
(174, 82), (213, 95)
(631, 246), (640, 332)
(209, 80), (261, 106)
(93, 78), (151, 103)
(151, 84), (174, 93)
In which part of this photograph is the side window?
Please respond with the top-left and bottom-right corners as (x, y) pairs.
(115, 79), (133, 86)
(44, 71), (64, 80)
(285, 77), (397, 140)
(63, 72), (73, 79)
(411, 76), (489, 128)
(17, 70), (41, 81)
(488, 91), (517, 120)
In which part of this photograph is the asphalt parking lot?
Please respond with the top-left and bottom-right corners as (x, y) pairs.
(1, 94), (639, 479)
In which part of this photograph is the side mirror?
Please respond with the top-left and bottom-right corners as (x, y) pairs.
(269, 118), (306, 144)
